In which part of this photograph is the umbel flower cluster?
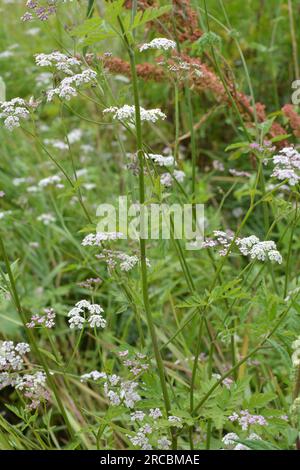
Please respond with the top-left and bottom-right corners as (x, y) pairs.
(160, 170), (185, 187)
(0, 98), (30, 131)
(0, 341), (30, 371)
(82, 231), (124, 246)
(26, 307), (56, 329)
(147, 153), (174, 167)
(21, 0), (57, 22)
(35, 52), (97, 101)
(15, 372), (50, 410)
(21, 0), (74, 22)
(228, 410), (268, 430)
(0, 341), (49, 410)
(139, 38), (176, 52)
(35, 51), (81, 74)
(46, 69), (97, 101)
(80, 370), (141, 409)
(103, 105), (167, 123)
(203, 231), (282, 264)
(128, 411), (182, 450)
(68, 299), (106, 329)
(96, 249), (140, 273)
(80, 350), (180, 450)
(118, 349), (149, 376)
(0, 51), (96, 130)
(271, 146), (300, 187)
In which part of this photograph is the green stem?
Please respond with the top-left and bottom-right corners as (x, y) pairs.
(125, 39), (175, 448)
(288, 0), (299, 80)
(174, 83), (180, 163)
(86, 0), (95, 18)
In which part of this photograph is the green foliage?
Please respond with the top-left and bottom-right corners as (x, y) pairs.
(0, 0), (299, 453)
(72, 1), (172, 46)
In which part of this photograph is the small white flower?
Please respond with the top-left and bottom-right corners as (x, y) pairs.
(160, 169), (185, 186)
(222, 432), (239, 447)
(108, 374), (120, 386)
(139, 38), (176, 52)
(168, 415), (182, 427)
(68, 314), (85, 329)
(149, 408), (162, 419)
(35, 52), (81, 75)
(82, 232), (124, 246)
(38, 175), (62, 188)
(80, 370), (107, 382)
(67, 128), (83, 143)
(46, 69), (97, 102)
(118, 350), (129, 357)
(207, 232), (282, 264)
(141, 424), (152, 434)
(130, 411), (145, 422)
(271, 147), (300, 186)
(103, 105), (166, 123)
(232, 207), (243, 218)
(68, 300), (105, 329)
(88, 314), (106, 328)
(0, 210), (12, 219)
(106, 390), (121, 406)
(37, 213), (56, 225)
(14, 343), (30, 355)
(267, 249), (282, 264)
(147, 153), (174, 167)
(0, 98), (30, 130)
(75, 300), (91, 310)
(248, 433), (262, 441)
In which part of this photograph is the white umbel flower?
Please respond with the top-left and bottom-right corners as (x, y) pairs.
(130, 411), (145, 422)
(139, 38), (176, 52)
(0, 98), (29, 130)
(37, 213), (56, 225)
(46, 69), (97, 102)
(103, 105), (166, 123)
(160, 169), (185, 186)
(67, 300), (106, 330)
(271, 147), (300, 186)
(0, 341), (30, 372)
(149, 408), (162, 419)
(80, 370), (107, 382)
(206, 231), (282, 264)
(88, 314), (106, 328)
(35, 52), (81, 75)
(38, 175), (63, 188)
(82, 232), (124, 246)
(147, 153), (174, 167)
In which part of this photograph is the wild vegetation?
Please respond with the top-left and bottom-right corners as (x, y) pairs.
(1, 0), (300, 451)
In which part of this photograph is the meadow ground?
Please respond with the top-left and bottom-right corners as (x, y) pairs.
(0, 0), (300, 451)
